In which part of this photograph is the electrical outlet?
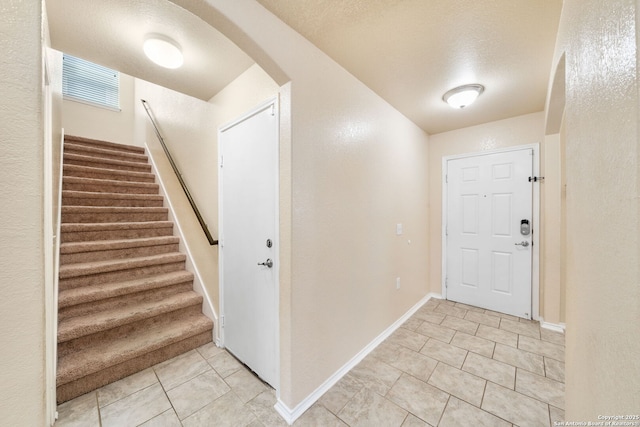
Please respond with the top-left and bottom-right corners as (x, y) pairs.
(396, 277), (401, 289)
(396, 223), (403, 235)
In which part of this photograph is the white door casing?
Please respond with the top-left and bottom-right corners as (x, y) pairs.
(219, 99), (279, 387)
(444, 147), (536, 319)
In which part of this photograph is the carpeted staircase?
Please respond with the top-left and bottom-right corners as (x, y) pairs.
(57, 135), (213, 403)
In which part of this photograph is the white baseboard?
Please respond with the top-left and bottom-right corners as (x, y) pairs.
(274, 293), (440, 425)
(540, 319), (566, 333)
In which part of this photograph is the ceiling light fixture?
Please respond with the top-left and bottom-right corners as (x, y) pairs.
(143, 35), (183, 69)
(443, 84), (485, 109)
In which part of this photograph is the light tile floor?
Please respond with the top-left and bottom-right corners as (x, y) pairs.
(55, 298), (565, 426)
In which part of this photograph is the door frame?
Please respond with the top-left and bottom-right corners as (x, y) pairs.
(441, 144), (540, 320)
(218, 97), (280, 388)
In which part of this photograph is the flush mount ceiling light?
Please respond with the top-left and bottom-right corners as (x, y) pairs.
(143, 35), (183, 69)
(443, 84), (485, 109)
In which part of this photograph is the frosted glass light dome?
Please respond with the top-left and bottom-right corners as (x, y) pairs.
(143, 35), (183, 69)
(443, 84), (485, 109)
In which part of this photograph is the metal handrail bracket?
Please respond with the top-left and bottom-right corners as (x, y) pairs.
(141, 99), (218, 246)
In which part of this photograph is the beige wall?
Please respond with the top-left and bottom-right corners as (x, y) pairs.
(0, 1), (47, 424)
(171, 0), (431, 410)
(209, 63), (279, 121)
(550, 0), (640, 418)
(541, 133), (564, 325)
(62, 70), (137, 146)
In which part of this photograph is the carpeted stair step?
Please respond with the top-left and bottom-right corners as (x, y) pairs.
(60, 221), (174, 243)
(64, 142), (149, 164)
(58, 282), (194, 322)
(62, 206), (168, 223)
(63, 164), (156, 183)
(64, 153), (152, 173)
(58, 291), (203, 345)
(59, 252), (187, 290)
(60, 236), (180, 264)
(63, 176), (159, 195)
(56, 136), (214, 404)
(64, 135), (146, 155)
(56, 312), (212, 403)
(58, 270), (195, 319)
(62, 190), (164, 208)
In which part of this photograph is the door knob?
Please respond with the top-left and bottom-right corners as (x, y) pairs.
(515, 241), (529, 247)
(258, 258), (273, 268)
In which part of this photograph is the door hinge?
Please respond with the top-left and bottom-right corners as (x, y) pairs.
(221, 315), (225, 327)
(445, 225), (448, 236)
(445, 278), (448, 288)
(220, 155), (224, 168)
(445, 174), (448, 183)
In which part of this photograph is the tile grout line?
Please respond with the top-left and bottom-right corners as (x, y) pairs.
(513, 366), (566, 412)
(435, 394), (452, 426)
(95, 391), (103, 427)
(151, 364), (179, 425)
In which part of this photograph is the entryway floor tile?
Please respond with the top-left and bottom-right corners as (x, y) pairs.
(55, 298), (564, 427)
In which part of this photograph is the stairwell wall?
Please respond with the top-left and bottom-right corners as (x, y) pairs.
(0, 1), (47, 424)
(61, 71), (137, 146)
(549, 0), (640, 418)
(133, 66), (278, 333)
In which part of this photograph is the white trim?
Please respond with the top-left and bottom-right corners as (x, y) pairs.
(540, 320), (566, 333)
(51, 130), (65, 423)
(274, 293), (441, 425)
(441, 144), (541, 320)
(145, 144), (219, 341)
(218, 97), (281, 389)
(43, 60), (56, 424)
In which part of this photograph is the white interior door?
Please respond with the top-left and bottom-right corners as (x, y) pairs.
(220, 100), (278, 387)
(445, 148), (533, 318)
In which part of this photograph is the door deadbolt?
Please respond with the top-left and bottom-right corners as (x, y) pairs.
(266, 239), (272, 248)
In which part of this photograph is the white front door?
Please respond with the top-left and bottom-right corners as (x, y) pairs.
(219, 100), (278, 387)
(445, 148), (533, 318)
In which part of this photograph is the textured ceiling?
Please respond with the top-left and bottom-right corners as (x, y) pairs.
(47, 0), (562, 134)
(256, 0), (563, 134)
(47, 0), (254, 101)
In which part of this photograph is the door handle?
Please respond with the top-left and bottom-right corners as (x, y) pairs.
(258, 258), (273, 268)
(515, 241), (529, 247)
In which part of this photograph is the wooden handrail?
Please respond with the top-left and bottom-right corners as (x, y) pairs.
(141, 99), (218, 246)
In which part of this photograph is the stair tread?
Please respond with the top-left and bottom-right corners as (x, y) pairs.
(62, 206), (168, 213)
(60, 236), (180, 254)
(65, 142), (148, 163)
(58, 291), (202, 343)
(64, 153), (151, 170)
(57, 137), (213, 402)
(63, 164), (155, 181)
(61, 221), (173, 232)
(59, 252), (186, 279)
(63, 176), (159, 189)
(59, 270), (194, 308)
(62, 190), (164, 201)
(57, 313), (212, 385)
(64, 136), (146, 154)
